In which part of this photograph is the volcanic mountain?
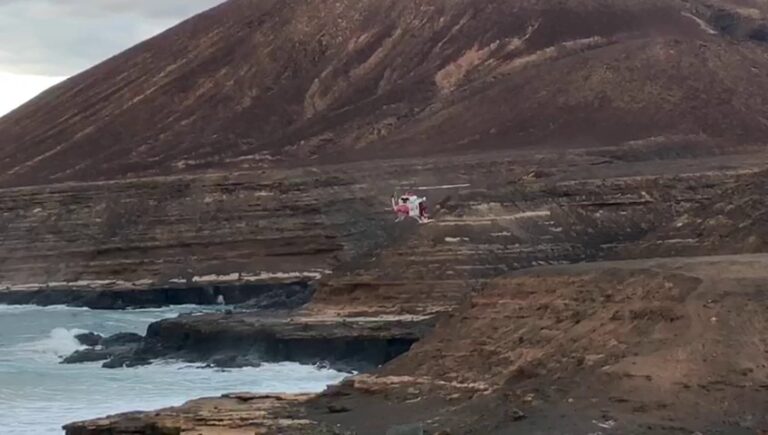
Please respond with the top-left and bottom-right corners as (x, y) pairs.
(2, 0), (768, 187)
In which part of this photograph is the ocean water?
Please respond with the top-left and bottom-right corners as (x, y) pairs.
(0, 304), (348, 434)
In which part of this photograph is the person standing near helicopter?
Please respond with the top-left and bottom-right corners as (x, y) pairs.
(392, 192), (430, 223)
(392, 195), (411, 221)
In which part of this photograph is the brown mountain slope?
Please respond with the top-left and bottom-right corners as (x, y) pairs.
(2, 0), (768, 187)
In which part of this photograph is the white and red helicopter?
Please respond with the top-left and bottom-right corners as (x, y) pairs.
(391, 191), (432, 224)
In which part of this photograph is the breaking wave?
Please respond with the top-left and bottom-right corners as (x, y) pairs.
(0, 305), (348, 435)
(12, 327), (88, 361)
(0, 304), (87, 314)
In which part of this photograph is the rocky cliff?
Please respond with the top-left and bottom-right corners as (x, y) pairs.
(60, 148), (768, 433)
(66, 254), (768, 434)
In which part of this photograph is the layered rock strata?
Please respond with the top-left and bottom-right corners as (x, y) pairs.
(66, 254), (768, 434)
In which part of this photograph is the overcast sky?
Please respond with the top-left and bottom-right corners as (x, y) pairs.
(0, 0), (223, 116)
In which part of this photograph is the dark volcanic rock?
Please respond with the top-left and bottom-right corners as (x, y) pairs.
(63, 332), (146, 368)
(236, 284), (314, 310)
(139, 312), (431, 372)
(74, 332), (103, 347)
(100, 333), (143, 348)
(62, 310), (432, 372)
(102, 355), (152, 369)
(207, 353), (262, 369)
(61, 348), (113, 364)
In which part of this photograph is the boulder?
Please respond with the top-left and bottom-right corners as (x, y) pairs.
(61, 348), (112, 364)
(74, 332), (103, 347)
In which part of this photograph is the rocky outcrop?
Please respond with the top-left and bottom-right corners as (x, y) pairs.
(74, 332), (102, 347)
(62, 332), (148, 368)
(145, 311), (432, 370)
(62, 310), (434, 372)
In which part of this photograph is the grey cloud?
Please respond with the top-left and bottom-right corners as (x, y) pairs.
(0, 0), (223, 18)
(0, 0), (223, 75)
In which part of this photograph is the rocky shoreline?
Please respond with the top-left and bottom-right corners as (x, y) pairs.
(63, 254), (768, 434)
(0, 280), (313, 309)
(5, 148), (768, 434)
(61, 310), (434, 372)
